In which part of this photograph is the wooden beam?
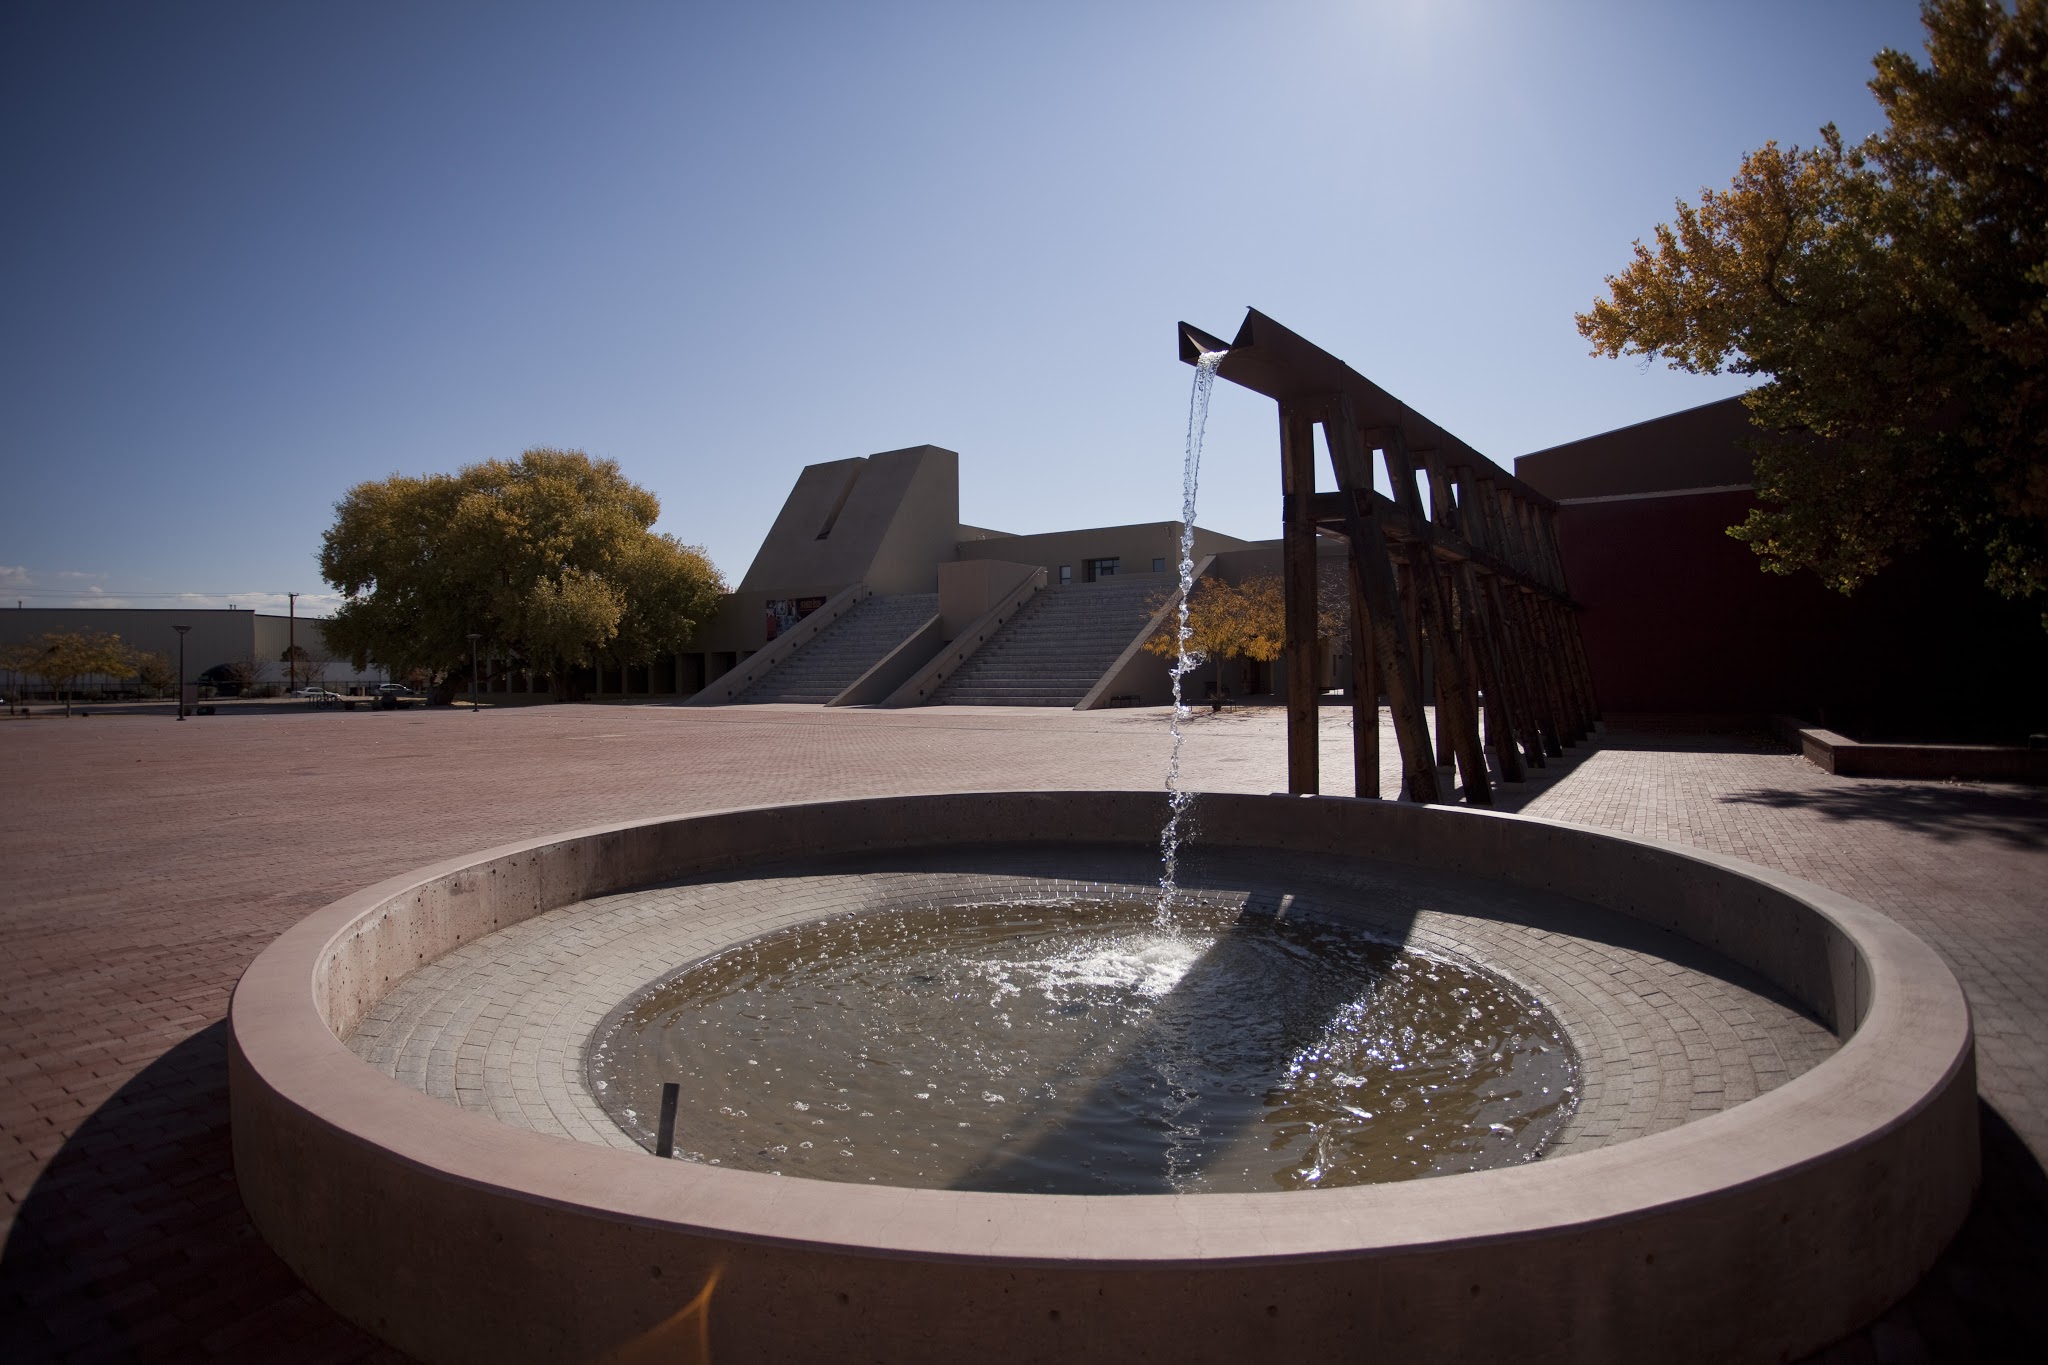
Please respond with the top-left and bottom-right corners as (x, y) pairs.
(1279, 401), (1320, 795)
(1493, 489), (1569, 756)
(1347, 549), (1379, 799)
(1463, 474), (1551, 769)
(1381, 432), (1492, 806)
(1432, 457), (1526, 785)
(1324, 399), (1439, 804)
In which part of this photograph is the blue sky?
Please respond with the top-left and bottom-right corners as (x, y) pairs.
(1, 0), (1929, 614)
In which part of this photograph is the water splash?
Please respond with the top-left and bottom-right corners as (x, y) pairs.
(1157, 348), (1227, 923)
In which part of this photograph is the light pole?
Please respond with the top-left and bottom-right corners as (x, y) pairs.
(287, 591), (298, 693)
(468, 633), (481, 714)
(173, 624), (190, 720)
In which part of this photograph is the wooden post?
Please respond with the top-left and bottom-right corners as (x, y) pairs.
(1466, 475), (1550, 770)
(1496, 491), (1569, 756)
(1381, 434), (1491, 806)
(1436, 462), (1526, 784)
(1347, 550), (1379, 798)
(1280, 402), (1320, 795)
(1483, 574), (1546, 768)
(1324, 400), (1438, 804)
(655, 1082), (680, 1159)
(1461, 476), (1537, 765)
(1432, 599), (1457, 770)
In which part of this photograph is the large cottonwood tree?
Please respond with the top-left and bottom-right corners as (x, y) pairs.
(1577, 0), (2047, 619)
(320, 448), (725, 700)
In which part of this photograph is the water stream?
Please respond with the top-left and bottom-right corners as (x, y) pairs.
(1156, 348), (1227, 922)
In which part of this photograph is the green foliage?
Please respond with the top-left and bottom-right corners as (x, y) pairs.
(1578, 0), (2048, 614)
(319, 448), (726, 697)
(3, 631), (136, 714)
(132, 650), (176, 697)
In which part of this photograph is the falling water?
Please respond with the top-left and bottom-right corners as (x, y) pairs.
(1156, 348), (1227, 922)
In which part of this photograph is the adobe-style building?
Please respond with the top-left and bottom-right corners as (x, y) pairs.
(1516, 396), (2047, 739)
(673, 444), (1266, 708)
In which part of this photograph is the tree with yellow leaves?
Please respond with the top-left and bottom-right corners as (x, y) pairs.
(1144, 571), (1351, 696)
(320, 448), (725, 701)
(3, 632), (135, 716)
(1579, 0), (2046, 620)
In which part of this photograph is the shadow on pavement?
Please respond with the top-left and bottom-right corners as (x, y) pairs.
(0, 1021), (408, 1363)
(1802, 1101), (2048, 1364)
(1720, 784), (2048, 850)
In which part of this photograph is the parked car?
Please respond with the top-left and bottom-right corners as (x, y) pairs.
(375, 683), (413, 697)
(295, 687), (341, 701)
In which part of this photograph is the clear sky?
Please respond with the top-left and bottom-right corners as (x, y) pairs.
(1, 0), (1930, 615)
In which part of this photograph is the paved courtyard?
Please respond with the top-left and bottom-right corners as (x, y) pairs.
(2, 702), (2044, 1361)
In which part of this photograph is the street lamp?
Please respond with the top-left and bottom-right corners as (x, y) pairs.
(173, 624), (190, 721)
(467, 633), (481, 714)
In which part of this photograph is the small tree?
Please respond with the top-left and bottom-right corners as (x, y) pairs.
(11, 632), (134, 716)
(224, 657), (259, 696)
(1145, 576), (1285, 697)
(1147, 570), (1355, 699)
(0, 643), (34, 714)
(132, 650), (176, 699)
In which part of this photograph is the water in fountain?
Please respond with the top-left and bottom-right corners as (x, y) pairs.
(1156, 347), (1227, 922)
(589, 896), (1578, 1194)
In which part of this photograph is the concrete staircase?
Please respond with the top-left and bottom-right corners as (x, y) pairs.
(735, 593), (938, 704)
(931, 575), (1167, 707)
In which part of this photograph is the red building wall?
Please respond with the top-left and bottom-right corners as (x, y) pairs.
(1519, 399), (2045, 739)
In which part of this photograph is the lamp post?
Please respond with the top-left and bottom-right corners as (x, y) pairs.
(287, 591), (298, 693)
(173, 624), (190, 720)
(468, 633), (481, 714)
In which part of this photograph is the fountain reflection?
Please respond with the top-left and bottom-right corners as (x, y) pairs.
(590, 891), (1576, 1195)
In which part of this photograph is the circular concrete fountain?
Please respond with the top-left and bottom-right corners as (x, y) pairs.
(229, 791), (1976, 1365)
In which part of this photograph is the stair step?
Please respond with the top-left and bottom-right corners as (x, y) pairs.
(929, 581), (1167, 708)
(735, 593), (938, 705)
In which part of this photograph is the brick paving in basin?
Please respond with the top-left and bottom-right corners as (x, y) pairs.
(1, 702), (2044, 1361)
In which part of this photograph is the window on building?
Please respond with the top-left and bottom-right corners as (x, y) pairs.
(1151, 557), (1166, 572)
(1058, 565), (1072, 585)
(1085, 557), (1120, 581)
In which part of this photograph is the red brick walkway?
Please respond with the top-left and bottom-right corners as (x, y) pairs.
(2, 705), (2043, 1361)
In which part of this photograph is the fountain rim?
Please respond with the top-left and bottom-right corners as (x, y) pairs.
(229, 789), (1972, 1268)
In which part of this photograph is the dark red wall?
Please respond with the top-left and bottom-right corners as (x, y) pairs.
(1554, 491), (2047, 740)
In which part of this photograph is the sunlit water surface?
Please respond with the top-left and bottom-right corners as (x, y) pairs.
(589, 900), (1578, 1194)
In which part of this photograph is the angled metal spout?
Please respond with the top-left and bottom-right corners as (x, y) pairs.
(1177, 321), (1233, 365)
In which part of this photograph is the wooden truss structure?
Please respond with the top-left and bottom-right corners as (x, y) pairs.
(1180, 310), (1599, 805)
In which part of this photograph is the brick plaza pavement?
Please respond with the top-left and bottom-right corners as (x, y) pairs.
(2, 703), (2044, 1361)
